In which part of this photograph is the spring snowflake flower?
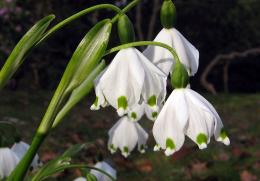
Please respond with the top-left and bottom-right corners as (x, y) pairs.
(143, 28), (199, 76)
(153, 88), (230, 156)
(91, 48), (167, 116)
(90, 161), (117, 181)
(11, 141), (41, 170)
(108, 116), (148, 157)
(0, 148), (19, 179)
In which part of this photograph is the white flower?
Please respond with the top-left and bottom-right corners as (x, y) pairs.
(73, 177), (86, 181)
(11, 141), (41, 170)
(108, 116), (148, 157)
(0, 148), (19, 179)
(153, 88), (230, 156)
(143, 28), (199, 76)
(90, 161), (116, 181)
(91, 48), (167, 116)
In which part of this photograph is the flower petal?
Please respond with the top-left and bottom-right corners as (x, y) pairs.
(135, 123), (149, 153)
(108, 116), (138, 157)
(0, 148), (19, 178)
(185, 89), (230, 145)
(134, 50), (167, 111)
(99, 48), (145, 114)
(152, 89), (187, 155)
(143, 29), (174, 75)
(91, 69), (108, 110)
(128, 103), (145, 121)
(169, 28), (199, 76)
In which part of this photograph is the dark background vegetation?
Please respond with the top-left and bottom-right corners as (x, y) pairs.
(0, 0), (260, 181)
(0, 0), (260, 92)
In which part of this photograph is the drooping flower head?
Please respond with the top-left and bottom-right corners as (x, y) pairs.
(108, 116), (148, 157)
(153, 62), (230, 156)
(143, 0), (199, 76)
(91, 47), (167, 117)
(152, 88), (230, 156)
(143, 28), (199, 76)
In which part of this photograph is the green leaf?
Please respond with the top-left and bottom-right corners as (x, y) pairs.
(37, 19), (112, 134)
(62, 144), (86, 157)
(52, 60), (106, 128)
(0, 15), (55, 89)
(64, 19), (112, 92)
(30, 144), (85, 181)
(86, 173), (98, 181)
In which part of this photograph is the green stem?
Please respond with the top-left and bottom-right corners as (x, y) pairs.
(111, 0), (141, 23)
(36, 4), (122, 45)
(104, 41), (181, 63)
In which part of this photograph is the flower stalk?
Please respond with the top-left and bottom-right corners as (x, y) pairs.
(104, 41), (181, 64)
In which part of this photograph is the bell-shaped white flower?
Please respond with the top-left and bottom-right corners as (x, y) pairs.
(91, 48), (167, 116)
(11, 141), (41, 170)
(108, 116), (148, 157)
(0, 148), (19, 179)
(90, 161), (117, 181)
(153, 88), (230, 156)
(143, 28), (199, 76)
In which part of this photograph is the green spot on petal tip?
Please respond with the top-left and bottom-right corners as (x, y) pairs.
(166, 138), (176, 150)
(152, 112), (158, 118)
(148, 95), (157, 107)
(123, 146), (129, 153)
(93, 96), (99, 106)
(220, 128), (228, 139)
(196, 133), (208, 145)
(117, 96), (128, 110)
(131, 112), (137, 119)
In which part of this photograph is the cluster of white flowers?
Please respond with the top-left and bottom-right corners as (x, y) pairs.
(91, 12), (230, 158)
(74, 161), (116, 181)
(0, 141), (40, 179)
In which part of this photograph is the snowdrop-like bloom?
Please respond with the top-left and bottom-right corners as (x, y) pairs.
(91, 48), (167, 116)
(108, 116), (148, 157)
(90, 161), (117, 181)
(153, 88), (230, 156)
(143, 28), (199, 76)
(0, 148), (19, 179)
(11, 141), (41, 170)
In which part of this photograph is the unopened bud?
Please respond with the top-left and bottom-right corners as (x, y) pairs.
(171, 62), (189, 88)
(160, 0), (177, 29)
(117, 14), (135, 44)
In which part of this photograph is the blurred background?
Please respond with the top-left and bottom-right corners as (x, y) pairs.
(0, 0), (259, 180)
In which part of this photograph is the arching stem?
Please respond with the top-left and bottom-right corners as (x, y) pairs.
(104, 41), (181, 64)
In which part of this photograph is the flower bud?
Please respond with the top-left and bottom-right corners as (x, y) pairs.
(117, 14), (135, 44)
(171, 62), (189, 88)
(160, 0), (177, 29)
